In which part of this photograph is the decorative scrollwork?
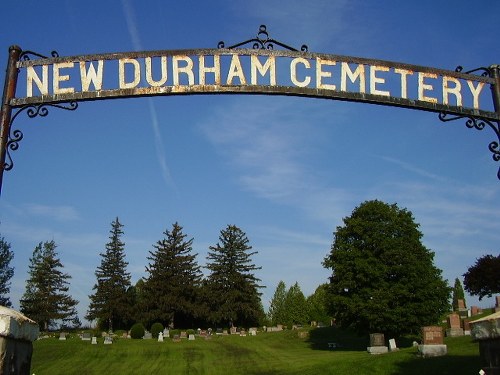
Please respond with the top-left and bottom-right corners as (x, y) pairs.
(4, 102), (78, 171)
(19, 50), (59, 61)
(439, 112), (500, 179)
(218, 25), (308, 52)
(455, 65), (490, 77)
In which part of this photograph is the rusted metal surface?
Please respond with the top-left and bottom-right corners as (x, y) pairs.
(0, 45), (22, 196)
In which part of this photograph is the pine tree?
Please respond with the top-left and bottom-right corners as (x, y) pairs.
(283, 282), (309, 326)
(86, 218), (131, 331)
(20, 240), (79, 330)
(268, 281), (287, 325)
(307, 284), (330, 325)
(142, 222), (202, 328)
(0, 235), (14, 307)
(205, 224), (264, 327)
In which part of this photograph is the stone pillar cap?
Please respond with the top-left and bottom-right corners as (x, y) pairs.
(469, 311), (500, 341)
(0, 306), (39, 342)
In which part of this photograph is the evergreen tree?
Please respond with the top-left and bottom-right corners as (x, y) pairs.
(307, 284), (331, 325)
(86, 218), (131, 331)
(20, 240), (79, 330)
(0, 235), (14, 307)
(142, 222), (202, 328)
(323, 200), (451, 336)
(452, 277), (466, 310)
(268, 281), (287, 325)
(283, 282), (309, 326)
(205, 225), (264, 327)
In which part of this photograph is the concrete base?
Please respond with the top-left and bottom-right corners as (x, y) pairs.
(418, 344), (447, 358)
(446, 327), (464, 337)
(367, 346), (388, 354)
(0, 337), (33, 375)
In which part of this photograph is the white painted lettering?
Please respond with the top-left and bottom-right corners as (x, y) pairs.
(290, 58), (311, 87)
(466, 80), (485, 109)
(418, 72), (438, 103)
(394, 68), (413, 99)
(145, 57), (168, 87)
(226, 55), (246, 85)
(173, 56), (194, 86)
(199, 55), (220, 85)
(442, 76), (462, 106)
(53, 62), (75, 94)
(26, 65), (49, 97)
(79, 60), (104, 91)
(370, 65), (390, 96)
(341, 63), (365, 93)
(316, 58), (336, 90)
(119, 58), (141, 89)
(251, 55), (276, 85)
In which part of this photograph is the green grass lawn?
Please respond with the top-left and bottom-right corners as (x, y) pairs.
(30, 328), (481, 375)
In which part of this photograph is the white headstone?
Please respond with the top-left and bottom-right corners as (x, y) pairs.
(389, 338), (398, 351)
(91, 337), (97, 344)
(158, 332), (163, 342)
(188, 334), (195, 341)
(103, 336), (112, 345)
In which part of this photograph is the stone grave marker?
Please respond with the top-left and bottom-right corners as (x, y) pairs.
(389, 338), (398, 351)
(82, 332), (91, 341)
(173, 334), (180, 343)
(180, 331), (187, 339)
(158, 332), (164, 342)
(59, 332), (67, 341)
(188, 334), (195, 341)
(446, 313), (464, 337)
(367, 333), (388, 354)
(91, 337), (97, 345)
(143, 331), (152, 340)
(104, 336), (112, 345)
(470, 310), (500, 374)
(419, 326), (447, 357)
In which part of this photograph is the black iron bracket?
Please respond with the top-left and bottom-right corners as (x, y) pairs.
(439, 64), (500, 179)
(218, 25), (308, 52)
(4, 102), (78, 171)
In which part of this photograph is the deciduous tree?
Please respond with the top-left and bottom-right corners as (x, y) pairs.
(323, 200), (450, 336)
(463, 254), (500, 300)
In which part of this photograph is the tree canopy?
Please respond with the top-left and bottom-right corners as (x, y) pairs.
(86, 218), (131, 331)
(463, 254), (500, 300)
(0, 235), (14, 307)
(20, 240), (79, 330)
(452, 277), (466, 310)
(323, 200), (451, 336)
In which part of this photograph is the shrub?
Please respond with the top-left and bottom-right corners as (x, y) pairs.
(150, 322), (164, 339)
(130, 323), (145, 339)
(186, 329), (195, 336)
(169, 329), (180, 338)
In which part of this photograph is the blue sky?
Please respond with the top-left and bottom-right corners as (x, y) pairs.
(1, 0), (499, 323)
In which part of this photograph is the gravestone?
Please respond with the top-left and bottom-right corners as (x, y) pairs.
(103, 336), (113, 345)
(158, 332), (163, 342)
(82, 332), (91, 341)
(173, 334), (180, 343)
(180, 331), (187, 339)
(446, 313), (464, 337)
(418, 326), (447, 357)
(143, 331), (152, 340)
(470, 311), (500, 375)
(188, 334), (195, 341)
(59, 332), (67, 341)
(215, 328), (223, 335)
(463, 319), (471, 336)
(367, 333), (388, 354)
(230, 327), (237, 335)
(471, 306), (482, 316)
(91, 337), (97, 345)
(163, 328), (169, 339)
(389, 338), (398, 351)
(222, 329), (228, 336)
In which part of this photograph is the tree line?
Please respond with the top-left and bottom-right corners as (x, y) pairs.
(1, 199), (499, 336)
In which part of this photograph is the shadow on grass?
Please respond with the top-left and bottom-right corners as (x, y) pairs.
(389, 353), (481, 375)
(306, 326), (368, 351)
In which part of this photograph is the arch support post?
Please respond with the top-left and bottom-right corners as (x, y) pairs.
(0, 45), (21, 197)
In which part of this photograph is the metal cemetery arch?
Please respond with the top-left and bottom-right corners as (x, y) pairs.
(1, 25), (500, 195)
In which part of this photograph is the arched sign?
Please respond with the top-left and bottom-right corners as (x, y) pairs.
(1, 25), (499, 194)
